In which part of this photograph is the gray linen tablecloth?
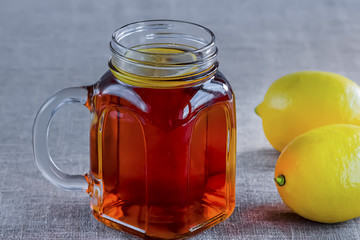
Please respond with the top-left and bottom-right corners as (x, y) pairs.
(2, 0), (360, 239)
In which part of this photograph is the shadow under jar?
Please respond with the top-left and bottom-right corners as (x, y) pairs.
(33, 20), (236, 239)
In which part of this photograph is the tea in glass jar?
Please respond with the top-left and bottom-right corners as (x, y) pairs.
(33, 20), (236, 239)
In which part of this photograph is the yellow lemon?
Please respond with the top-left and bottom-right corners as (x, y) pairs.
(274, 124), (360, 223)
(256, 71), (360, 151)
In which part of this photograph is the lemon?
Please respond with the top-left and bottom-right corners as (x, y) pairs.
(256, 71), (360, 151)
(274, 124), (360, 223)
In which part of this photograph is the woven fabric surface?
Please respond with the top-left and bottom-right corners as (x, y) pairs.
(1, 0), (360, 239)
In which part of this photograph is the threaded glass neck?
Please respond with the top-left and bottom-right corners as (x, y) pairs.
(109, 20), (218, 87)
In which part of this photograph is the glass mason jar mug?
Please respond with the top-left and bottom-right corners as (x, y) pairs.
(33, 20), (236, 239)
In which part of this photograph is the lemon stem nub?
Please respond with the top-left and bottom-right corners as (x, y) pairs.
(274, 175), (286, 186)
(255, 103), (264, 116)
(255, 105), (260, 116)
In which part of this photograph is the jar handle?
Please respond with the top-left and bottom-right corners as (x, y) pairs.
(33, 87), (90, 191)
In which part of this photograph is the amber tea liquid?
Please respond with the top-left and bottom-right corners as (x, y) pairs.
(88, 48), (236, 239)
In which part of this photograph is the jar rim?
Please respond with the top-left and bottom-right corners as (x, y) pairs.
(110, 19), (216, 60)
(109, 20), (218, 87)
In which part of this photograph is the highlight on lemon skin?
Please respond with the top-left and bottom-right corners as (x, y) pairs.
(256, 71), (360, 152)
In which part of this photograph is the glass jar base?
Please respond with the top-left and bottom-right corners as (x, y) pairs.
(92, 208), (233, 239)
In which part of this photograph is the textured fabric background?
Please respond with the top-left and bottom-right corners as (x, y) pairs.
(2, 0), (360, 239)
